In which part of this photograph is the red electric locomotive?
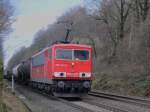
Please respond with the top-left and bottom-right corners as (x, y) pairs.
(31, 43), (92, 97)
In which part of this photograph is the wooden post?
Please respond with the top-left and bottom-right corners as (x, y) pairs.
(12, 74), (15, 94)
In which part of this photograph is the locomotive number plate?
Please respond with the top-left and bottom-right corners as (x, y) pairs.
(67, 73), (78, 77)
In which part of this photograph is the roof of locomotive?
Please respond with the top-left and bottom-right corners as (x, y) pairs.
(51, 43), (92, 48)
(32, 43), (91, 57)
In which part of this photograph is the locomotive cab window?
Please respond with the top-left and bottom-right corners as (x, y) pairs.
(56, 49), (89, 61)
(56, 49), (72, 60)
(74, 50), (89, 60)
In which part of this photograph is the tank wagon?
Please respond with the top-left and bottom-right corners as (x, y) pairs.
(13, 43), (93, 97)
(4, 70), (12, 81)
(12, 60), (30, 84)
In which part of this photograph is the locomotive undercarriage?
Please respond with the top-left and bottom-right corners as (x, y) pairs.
(30, 80), (91, 97)
(53, 80), (91, 97)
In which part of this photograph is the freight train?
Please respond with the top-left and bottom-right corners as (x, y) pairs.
(10, 42), (93, 97)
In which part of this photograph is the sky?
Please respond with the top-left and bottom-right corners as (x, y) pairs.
(3, 0), (83, 68)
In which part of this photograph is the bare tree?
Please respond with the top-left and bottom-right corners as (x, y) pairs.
(138, 0), (150, 21)
(90, 0), (133, 59)
(132, 0), (150, 22)
(0, 1), (13, 107)
(116, 0), (132, 39)
(0, 0), (13, 58)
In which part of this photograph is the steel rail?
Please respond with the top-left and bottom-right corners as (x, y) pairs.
(83, 99), (130, 112)
(89, 91), (150, 109)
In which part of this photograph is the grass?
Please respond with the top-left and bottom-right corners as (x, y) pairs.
(3, 81), (29, 112)
(134, 73), (150, 96)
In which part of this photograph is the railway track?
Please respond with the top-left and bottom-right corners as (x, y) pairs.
(6, 80), (150, 112)
(6, 80), (112, 112)
(16, 84), (111, 112)
(89, 91), (150, 109)
(29, 87), (116, 112)
(21, 86), (143, 112)
(82, 98), (130, 112)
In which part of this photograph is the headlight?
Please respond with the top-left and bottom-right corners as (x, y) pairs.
(79, 72), (91, 78)
(54, 72), (66, 77)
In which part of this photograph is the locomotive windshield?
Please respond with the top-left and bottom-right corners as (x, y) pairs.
(56, 49), (72, 60)
(74, 50), (89, 60)
(56, 49), (89, 60)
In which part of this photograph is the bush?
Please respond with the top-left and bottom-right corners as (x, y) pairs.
(0, 59), (6, 112)
(134, 74), (150, 96)
(0, 103), (7, 112)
